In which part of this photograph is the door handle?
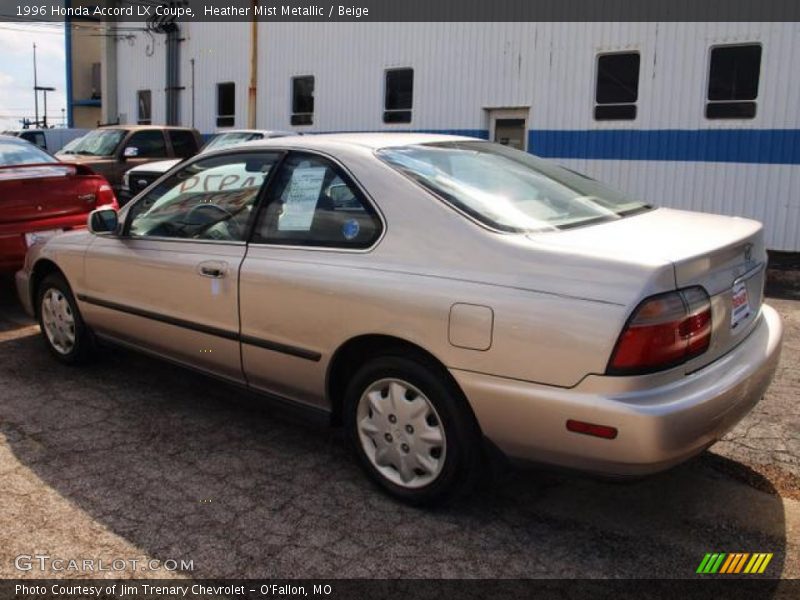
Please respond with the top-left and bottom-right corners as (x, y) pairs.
(197, 261), (228, 278)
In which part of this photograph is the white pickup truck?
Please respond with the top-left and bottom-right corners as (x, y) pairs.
(120, 129), (297, 205)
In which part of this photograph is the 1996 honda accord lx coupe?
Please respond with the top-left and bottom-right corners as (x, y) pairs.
(16, 134), (783, 504)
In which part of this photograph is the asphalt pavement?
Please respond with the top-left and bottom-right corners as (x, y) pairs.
(1, 276), (798, 580)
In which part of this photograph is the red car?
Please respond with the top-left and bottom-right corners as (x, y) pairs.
(0, 135), (117, 273)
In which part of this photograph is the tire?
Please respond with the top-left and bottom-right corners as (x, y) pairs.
(344, 354), (483, 505)
(36, 273), (95, 365)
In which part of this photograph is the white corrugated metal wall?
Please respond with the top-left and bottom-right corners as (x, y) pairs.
(113, 22), (800, 250)
(116, 23), (167, 125)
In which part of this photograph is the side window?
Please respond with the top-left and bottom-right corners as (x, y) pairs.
(125, 130), (167, 158)
(384, 68), (413, 124)
(21, 131), (46, 149)
(253, 153), (382, 248)
(169, 129), (199, 158)
(706, 44), (761, 119)
(217, 82), (235, 127)
(291, 75), (314, 126)
(595, 52), (640, 120)
(127, 152), (281, 242)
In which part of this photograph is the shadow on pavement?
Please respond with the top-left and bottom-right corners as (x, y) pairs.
(0, 280), (789, 580)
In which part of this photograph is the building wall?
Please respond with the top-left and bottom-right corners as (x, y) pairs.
(71, 105), (101, 128)
(180, 22), (251, 132)
(115, 23), (167, 125)
(65, 1), (104, 127)
(111, 22), (800, 250)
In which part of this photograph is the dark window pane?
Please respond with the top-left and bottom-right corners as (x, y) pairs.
(708, 45), (761, 101)
(292, 76), (314, 116)
(127, 130), (167, 158)
(217, 82), (235, 124)
(21, 131), (46, 148)
(254, 152), (382, 248)
(137, 90), (151, 124)
(385, 69), (413, 111)
(383, 110), (412, 124)
(706, 101), (757, 119)
(291, 114), (313, 126)
(596, 53), (640, 104)
(169, 130), (198, 158)
(594, 104), (637, 120)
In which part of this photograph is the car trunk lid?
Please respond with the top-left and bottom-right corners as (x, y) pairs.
(0, 163), (101, 224)
(530, 207), (766, 372)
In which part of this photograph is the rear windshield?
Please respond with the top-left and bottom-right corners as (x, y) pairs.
(202, 132), (265, 152)
(60, 129), (125, 157)
(376, 141), (649, 231)
(0, 139), (56, 166)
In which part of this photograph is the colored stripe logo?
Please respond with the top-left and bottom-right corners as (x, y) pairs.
(696, 553), (773, 574)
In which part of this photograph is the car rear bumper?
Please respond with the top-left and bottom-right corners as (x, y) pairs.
(0, 234), (26, 273)
(451, 304), (783, 476)
(15, 267), (34, 317)
(0, 215), (88, 274)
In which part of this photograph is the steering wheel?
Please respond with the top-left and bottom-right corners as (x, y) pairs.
(184, 203), (234, 225)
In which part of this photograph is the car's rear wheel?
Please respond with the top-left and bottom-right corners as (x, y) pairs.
(344, 355), (482, 505)
(37, 273), (94, 364)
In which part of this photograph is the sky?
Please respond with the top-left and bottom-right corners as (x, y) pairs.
(0, 22), (67, 130)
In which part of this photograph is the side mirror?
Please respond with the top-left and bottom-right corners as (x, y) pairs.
(88, 208), (119, 235)
(123, 146), (139, 159)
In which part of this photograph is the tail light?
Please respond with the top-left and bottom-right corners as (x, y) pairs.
(96, 182), (118, 209)
(608, 286), (712, 375)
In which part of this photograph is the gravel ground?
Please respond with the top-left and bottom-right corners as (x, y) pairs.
(0, 277), (798, 580)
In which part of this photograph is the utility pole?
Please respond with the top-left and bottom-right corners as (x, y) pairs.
(35, 86), (56, 128)
(247, 0), (258, 128)
(33, 43), (39, 127)
(191, 58), (195, 128)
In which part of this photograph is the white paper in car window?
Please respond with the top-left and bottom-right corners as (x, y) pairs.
(278, 166), (326, 231)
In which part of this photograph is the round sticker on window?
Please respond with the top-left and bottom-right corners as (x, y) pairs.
(342, 219), (360, 240)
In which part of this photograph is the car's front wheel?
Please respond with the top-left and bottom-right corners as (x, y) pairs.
(344, 355), (483, 505)
(37, 273), (94, 364)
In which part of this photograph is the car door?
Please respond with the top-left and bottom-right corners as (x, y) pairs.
(238, 151), (384, 408)
(81, 150), (283, 382)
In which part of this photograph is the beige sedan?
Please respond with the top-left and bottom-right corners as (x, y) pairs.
(16, 134), (783, 504)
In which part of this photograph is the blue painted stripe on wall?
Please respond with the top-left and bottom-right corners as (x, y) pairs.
(528, 129), (800, 165)
(312, 128), (490, 139)
(208, 128), (799, 165)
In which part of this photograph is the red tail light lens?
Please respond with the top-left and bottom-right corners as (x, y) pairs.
(96, 182), (118, 209)
(566, 419), (618, 439)
(608, 286), (712, 374)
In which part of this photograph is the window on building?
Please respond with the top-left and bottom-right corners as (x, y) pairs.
(384, 68), (413, 124)
(216, 82), (235, 127)
(137, 90), (151, 125)
(291, 76), (314, 126)
(594, 53), (640, 120)
(125, 130), (167, 158)
(706, 44), (761, 119)
(168, 129), (199, 158)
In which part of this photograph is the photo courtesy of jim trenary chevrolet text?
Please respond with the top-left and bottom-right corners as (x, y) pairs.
(0, 0), (799, 599)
